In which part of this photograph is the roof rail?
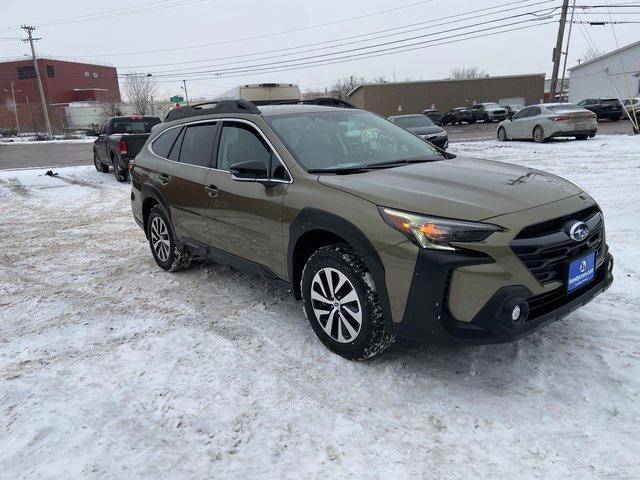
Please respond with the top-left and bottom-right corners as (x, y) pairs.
(164, 99), (261, 122)
(271, 98), (356, 109)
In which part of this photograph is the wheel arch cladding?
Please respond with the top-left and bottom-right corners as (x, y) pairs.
(288, 208), (394, 327)
(141, 184), (171, 234)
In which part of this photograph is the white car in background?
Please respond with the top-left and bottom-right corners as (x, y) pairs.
(496, 103), (597, 143)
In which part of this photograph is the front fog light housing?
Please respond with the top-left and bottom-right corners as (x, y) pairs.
(378, 207), (502, 251)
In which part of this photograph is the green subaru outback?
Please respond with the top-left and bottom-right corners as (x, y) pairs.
(129, 100), (613, 360)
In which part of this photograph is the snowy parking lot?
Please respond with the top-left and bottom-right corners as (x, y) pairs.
(1, 135), (639, 479)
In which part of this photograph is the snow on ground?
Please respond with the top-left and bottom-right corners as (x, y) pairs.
(0, 135), (96, 145)
(1, 135), (639, 479)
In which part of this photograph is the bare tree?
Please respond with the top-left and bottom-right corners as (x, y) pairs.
(122, 74), (158, 115)
(97, 101), (122, 122)
(330, 75), (366, 100)
(582, 46), (605, 62)
(450, 66), (488, 80)
(371, 75), (389, 84)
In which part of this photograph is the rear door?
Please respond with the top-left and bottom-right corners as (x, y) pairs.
(154, 122), (218, 244)
(96, 121), (110, 163)
(202, 120), (290, 276)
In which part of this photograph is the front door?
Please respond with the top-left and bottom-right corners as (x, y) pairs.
(202, 120), (290, 277)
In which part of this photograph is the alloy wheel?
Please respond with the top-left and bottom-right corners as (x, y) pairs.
(310, 267), (362, 343)
(150, 216), (170, 262)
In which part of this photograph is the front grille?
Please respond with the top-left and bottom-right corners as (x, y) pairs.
(516, 205), (598, 239)
(511, 208), (603, 284)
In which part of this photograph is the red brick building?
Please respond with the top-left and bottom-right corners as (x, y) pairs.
(0, 58), (120, 133)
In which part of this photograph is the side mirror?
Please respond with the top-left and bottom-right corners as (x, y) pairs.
(230, 160), (268, 180)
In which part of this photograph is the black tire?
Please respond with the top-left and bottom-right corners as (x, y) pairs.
(301, 244), (394, 360)
(497, 127), (508, 142)
(469, 119), (476, 124)
(610, 116), (620, 122)
(93, 151), (109, 173)
(484, 114), (491, 123)
(533, 125), (546, 143)
(146, 205), (192, 272)
(575, 134), (589, 141)
(112, 156), (128, 183)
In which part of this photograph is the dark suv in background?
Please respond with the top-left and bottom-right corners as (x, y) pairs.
(129, 100), (613, 360)
(577, 98), (623, 121)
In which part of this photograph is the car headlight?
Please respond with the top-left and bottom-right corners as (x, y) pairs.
(378, 207), (502, 251)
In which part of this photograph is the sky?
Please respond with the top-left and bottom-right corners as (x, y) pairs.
(1, 0), (638, 100)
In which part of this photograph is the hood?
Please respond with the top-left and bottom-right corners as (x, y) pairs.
(405, 125), (445, 136)
(485, 106), (506, 112)
(318, 157), (581, 221)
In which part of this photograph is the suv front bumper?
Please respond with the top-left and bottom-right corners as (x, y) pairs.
(393, 248), (614, 345)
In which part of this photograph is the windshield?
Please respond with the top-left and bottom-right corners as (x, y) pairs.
(267, 110), (443, 172)
(393, 116), (435, 128)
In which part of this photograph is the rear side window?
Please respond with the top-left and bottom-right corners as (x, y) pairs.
(529, 107), (541, 116)
(179, 123), (217, 167)
(151, 128), (181, 158)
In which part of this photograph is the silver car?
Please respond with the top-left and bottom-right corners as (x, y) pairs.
(496, 103), (597, 143)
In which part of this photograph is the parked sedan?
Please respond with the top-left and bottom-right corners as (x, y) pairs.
(388, 114), (448, 149)
(496, 103), (597, 143)
(623, 97), (640, 117)
(441, 107), (474, 125)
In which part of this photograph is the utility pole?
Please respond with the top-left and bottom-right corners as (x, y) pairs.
(560, 0), (577, 102)
(2, 82), (21, 135)
(182, 79), (190, 105)
(550, 0), (570, 100)
(21, 25), (52, 138)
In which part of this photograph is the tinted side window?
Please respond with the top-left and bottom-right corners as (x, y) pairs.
(151, 128), (181, 158)
(529, 107), (541, 116)
(168, 128), (185, 162)
(179, 123), (217, 167)
(217, 122), (272, 172)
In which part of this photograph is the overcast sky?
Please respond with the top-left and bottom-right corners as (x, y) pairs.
(1, 0), (638, 100)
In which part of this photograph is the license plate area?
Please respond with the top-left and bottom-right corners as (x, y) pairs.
(567, 251), (596, 293)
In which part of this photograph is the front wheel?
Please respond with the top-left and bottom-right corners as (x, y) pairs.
(497, 127), (508, 141)
(610, 116), (620, 122)
(575, 134), (589, 141)
(301, 244), (394, 360)
(533, 125), (546, 143)
(93, 151), (109, 173)
(484, 114), (491, 123)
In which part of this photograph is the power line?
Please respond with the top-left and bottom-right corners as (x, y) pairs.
(137, 15), (555, 78)
(49, 0), (442, 58)
(119, 0), (558, 71)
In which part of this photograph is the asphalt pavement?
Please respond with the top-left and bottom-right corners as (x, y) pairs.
(0, 120), (635, 171)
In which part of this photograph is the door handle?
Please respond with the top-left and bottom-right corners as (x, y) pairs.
(159, 173), (170, 185)
(204, 185), (219, 198)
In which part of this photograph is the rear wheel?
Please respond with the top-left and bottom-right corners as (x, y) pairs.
(533, 125), (546, 143)
(146, 205), (192, 272)
(497, 127), (508, 141)
(93, 151), (108, 173)
(484, 114), (491, 123)
(610, 116), (620, 122)
(112, 156), (128, 183)
(575, 134), (589, 140)
(301, 244), (394, 360)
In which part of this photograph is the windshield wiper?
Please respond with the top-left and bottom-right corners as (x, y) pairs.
(307, 157), (442, 175)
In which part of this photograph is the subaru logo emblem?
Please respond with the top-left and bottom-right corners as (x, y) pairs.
(569, 221), (589, 242)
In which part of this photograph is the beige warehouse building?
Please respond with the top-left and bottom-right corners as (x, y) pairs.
(348, 73), (545, 116)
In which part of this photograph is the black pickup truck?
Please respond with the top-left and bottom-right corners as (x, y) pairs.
(93, 115), (161, 182)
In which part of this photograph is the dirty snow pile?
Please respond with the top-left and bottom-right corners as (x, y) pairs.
(1, 135), (639, 479)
